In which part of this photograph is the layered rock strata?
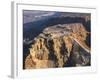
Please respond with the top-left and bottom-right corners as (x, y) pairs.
(25, 23), (91, 69)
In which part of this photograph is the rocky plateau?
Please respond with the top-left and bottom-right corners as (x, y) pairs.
(24, 23), (91, 69)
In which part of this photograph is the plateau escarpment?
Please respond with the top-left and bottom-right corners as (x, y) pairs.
(25, 23), (91, 69)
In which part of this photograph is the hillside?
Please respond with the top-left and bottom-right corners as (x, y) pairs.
(24, 23), (91, 69)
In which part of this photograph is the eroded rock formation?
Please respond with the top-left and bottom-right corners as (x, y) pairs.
(25, 23), (91, 69)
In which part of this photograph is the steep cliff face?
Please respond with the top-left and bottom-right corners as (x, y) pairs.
(25, 23), (90, 69)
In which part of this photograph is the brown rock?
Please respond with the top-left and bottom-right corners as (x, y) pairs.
(25, 23), (91, 69)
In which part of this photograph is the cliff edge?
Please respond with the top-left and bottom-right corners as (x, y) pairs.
(25, 23), (91, 69)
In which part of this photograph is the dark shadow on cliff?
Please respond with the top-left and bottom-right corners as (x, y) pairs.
(23, 16), (91, 69)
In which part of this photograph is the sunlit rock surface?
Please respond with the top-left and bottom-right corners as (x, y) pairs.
(25, 23), (91, 69)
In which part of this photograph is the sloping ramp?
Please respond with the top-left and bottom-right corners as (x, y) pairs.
(72, 36), (90, 53)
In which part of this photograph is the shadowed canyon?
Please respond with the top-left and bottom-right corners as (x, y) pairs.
(23, 11), (91, 69)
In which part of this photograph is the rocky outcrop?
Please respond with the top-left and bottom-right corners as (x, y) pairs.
(25, 23), (91, 69)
